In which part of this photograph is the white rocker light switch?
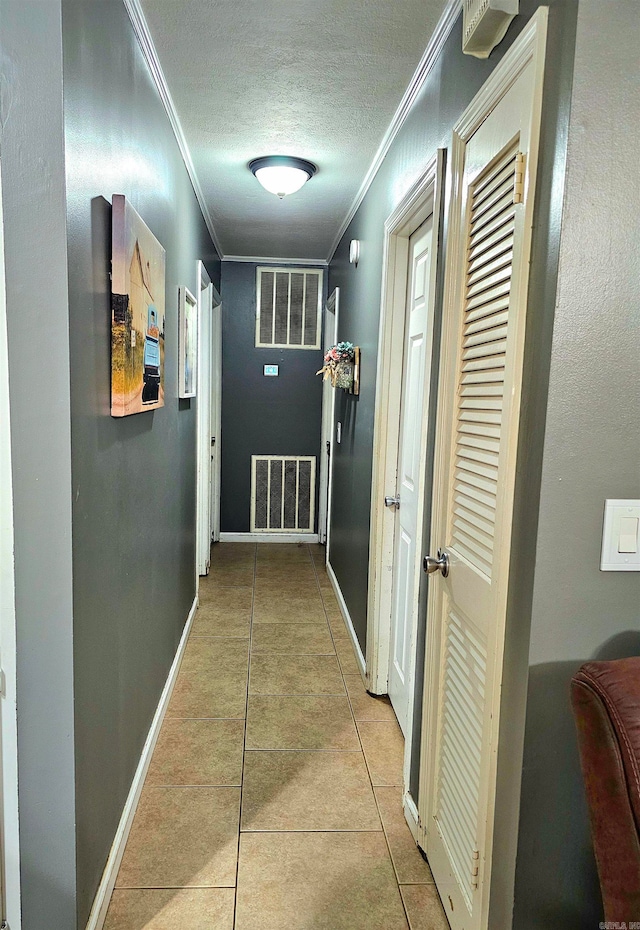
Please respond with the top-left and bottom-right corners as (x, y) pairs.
(601, 500), (640, 571)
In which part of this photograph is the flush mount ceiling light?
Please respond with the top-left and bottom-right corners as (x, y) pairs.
(249, 156), (317, 199)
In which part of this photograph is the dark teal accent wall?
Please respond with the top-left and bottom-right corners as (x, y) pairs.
(220, 261), (324, 533)
(62, 0), (220, 923)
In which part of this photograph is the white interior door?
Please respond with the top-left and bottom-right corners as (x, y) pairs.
(421, 18), (546, 930)
(210, 287), (222, 543)
(196, 267), (212, 576)
(388, 219), (433, 735)
(318, 287), (339, 546)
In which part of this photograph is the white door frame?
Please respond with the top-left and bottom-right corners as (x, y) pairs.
(366, 151), (445, 828)
(196, 261), (213, 577)
(0, 161), (22, 928)
(318, 287), (339, 547)
(367, 150), (445, 695)
(210, 284), (222, 544)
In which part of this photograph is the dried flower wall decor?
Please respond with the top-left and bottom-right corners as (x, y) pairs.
(317, 341), (360, 395)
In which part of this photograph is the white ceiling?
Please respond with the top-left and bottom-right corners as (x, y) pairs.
(139, 0), (450, 260)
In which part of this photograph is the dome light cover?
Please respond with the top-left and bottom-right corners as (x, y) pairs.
(249, 156), (317, 199)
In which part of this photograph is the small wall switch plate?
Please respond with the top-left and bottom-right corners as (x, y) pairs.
(601, 500), (640, 571)
(336, 422), (342, 444)
(263, 364), (279, 377)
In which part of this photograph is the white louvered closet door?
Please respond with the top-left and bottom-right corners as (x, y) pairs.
(421, 23), (545, 930)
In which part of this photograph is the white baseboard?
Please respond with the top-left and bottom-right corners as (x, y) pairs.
(85, 595), (198, 930)
(219, 532), (319, 544)
(326, 561), (367, 682)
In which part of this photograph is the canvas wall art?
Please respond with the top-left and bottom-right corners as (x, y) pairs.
(111, 194), (166, 416)
(179, 287), (198, 398)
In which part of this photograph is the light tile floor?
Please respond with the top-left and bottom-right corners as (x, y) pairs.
(104, 543), (449, 930)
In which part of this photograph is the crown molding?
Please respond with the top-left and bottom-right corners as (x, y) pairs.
(123, 0), (225, 259)
(326, 0), (463, 262)
(124, 0), (462, 268)
(222, 255), (328, 267)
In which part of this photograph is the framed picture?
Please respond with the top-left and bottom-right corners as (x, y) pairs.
(111, 194), (166, 416)
(179, 287), (198, 398)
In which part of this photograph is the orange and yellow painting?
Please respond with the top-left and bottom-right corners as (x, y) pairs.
(111, 195), (166, 416)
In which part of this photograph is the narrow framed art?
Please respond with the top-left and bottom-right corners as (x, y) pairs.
(178, 286), (198, 398)
(111, 194), (166, 416)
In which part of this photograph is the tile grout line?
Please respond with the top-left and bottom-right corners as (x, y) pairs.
(310, 549), (414, 929)
(231, 542), (257, 930)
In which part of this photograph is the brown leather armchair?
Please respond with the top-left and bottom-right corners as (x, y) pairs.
(571, 658), (640, 922)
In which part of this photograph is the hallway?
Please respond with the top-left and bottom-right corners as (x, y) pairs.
(103, 543), (448, 929)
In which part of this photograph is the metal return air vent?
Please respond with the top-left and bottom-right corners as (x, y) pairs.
(463, 0), (519, 59)
(251, 456), (316, 533)
(256, 267), (323, 349)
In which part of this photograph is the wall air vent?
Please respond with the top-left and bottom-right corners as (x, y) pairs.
(251, 456), (316, 533)
(463, 0), (519, 59)
(256, 267), (323, 349)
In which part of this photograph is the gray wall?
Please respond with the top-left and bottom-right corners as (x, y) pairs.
(1, 3), (78, 928)
(62, 0), (220, 923)
(513, 2), (640, 926)
(220, 261), (324, 533)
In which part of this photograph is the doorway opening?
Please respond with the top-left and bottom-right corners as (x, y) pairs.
(318, 287), (339, 551)
(196, 260), (222, 578)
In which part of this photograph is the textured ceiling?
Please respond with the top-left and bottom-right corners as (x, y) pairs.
(140, 0), (449, 259)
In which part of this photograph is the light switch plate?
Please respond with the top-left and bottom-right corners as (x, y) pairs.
(601, 499), (640, 571)
(336, 421), (342, 444)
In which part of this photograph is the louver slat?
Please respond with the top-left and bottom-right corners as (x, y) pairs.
(436, 610), (487, 906)
(465, 293), (510, 324)
(470, 177), (515, 228)
(465, 309), (509, 336)
(472, 144), (518, 199)
(467, 247), (513, 287)
(452, 147), (517, 579)
(455, 457), (498, 489)
(468, 204), (516, 253)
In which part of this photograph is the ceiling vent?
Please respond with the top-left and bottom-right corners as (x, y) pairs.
(463, 0), (519, 59)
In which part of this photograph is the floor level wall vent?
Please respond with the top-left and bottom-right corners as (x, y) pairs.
(251, 455), (316, 533)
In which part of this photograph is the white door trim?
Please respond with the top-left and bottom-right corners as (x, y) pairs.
(324, 288), (340, 565)
(366, 150), (445, 700)
(318, 287), (339, 546)
(196, 261), (212, 577)
(0, 159), (22, 929)
(210, 284), (222, 544)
